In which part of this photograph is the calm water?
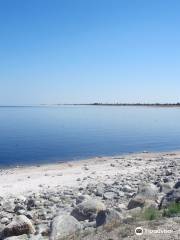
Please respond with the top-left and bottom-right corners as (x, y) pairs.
(0, 106), (180, 166)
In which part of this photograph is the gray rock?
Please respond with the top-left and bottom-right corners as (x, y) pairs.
(137, 183), (159, 200)
(160, 183), (172, 194)
(110, 163), (115, 167)
(127, 183), (159, 209)
(1, 217), (10, 225)
(166, 170), (172, 176)
(122, 185), (132, 193)
(95, 183), (105, 197)
(71, 199), (106, 221)
(174, 180), (180, 189)
(118, 191), (125, 197)
(14, 204), (25, 213)
(4, 234), (28, 240)
(2, 215), (35, 238)
(2, 201), (15, 213)
(127, 196), (145, 209)
(50, 215), (82, 240)
(82, 221), (96, 229)
(96, 209), (122, 229)
(103, 192), (117, 200)
(26, 199), (37, 211)
(76, 195), (91, 205)
(16, 210), (26, 216)
(14, 196), (26, 205)
(163, 177), (169, 183)
(159, 188), (180, 209)
(30, 235), (48, 240)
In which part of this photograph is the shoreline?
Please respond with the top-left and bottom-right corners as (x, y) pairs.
(0, 148), (179, 170)
(0, 150), (179, 239)
(0, 150), (180, 198)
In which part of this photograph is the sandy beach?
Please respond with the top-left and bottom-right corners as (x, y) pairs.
(0, 150), (179, 198)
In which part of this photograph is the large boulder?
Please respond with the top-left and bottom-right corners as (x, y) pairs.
(71, 199), (106, 221)
(160, 183), (173, 194)
(128, 183), (159, 210)
(137, 183), (159, 200)
(159, 188), (180, 209)
(50, 215), (82, 240)
(96, 209), (122, 230)
(2, 215), (35, 238)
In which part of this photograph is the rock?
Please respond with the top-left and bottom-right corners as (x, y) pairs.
(159, 188), (180, 209)
(76, 195), (91, 205)
(166, 170), (172, 176)
(26, 199), (37, 210)
(82, 221), (96, 229)
(163, 177), (169, 183)
(2, 201), (15, 213)
(16, 210), (26, 216)
(144, 199), (158, 209)
(137, 183), (159, 200)
(160, 183), (173, 194)
(110, 163), (115, 167)
(48, 197), (59, 204)
(96, 209), (122, 230)
(24, 211), (34, 220)
(103, 192), (117, 200)
(30, 235), (48, 240)
(122, 185), (132, 193)
(1, 217), (10, 225)
(4, 234), (28, 240)
(14, 204), (25, 213)
(122, 214), (134, 224)
(95, 183), (105, 197)
(127, 196), (145, 209)
(174, 180), (180, 189)
(118, 191), (125, 197)
(71, 199), (106, 221)
(50, 215), (82, 240)
(14, 196), (26, 204)
(117, 203), (126, 211)
(2, 215), (35, 238)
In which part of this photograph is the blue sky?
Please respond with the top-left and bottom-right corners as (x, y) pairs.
(0, 0), (180, 104)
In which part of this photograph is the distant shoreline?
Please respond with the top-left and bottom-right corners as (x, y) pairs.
(64, 103), (180, 108)
(1, 103), (180, 108)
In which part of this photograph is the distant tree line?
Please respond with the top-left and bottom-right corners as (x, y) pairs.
(90, 102), (180, 106)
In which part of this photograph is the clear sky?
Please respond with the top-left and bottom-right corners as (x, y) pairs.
(0, 0), (180, 105)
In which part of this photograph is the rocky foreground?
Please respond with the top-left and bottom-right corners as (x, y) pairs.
(0, 151), (180, 239)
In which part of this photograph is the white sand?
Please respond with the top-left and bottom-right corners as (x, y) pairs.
(0, 151), (179, 198)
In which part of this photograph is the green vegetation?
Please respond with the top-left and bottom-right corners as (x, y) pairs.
(141, 207), (161, 221)
(163, 202), (180, 217)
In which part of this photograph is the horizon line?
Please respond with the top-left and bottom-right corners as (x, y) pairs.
(0, 102), (180, 107)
